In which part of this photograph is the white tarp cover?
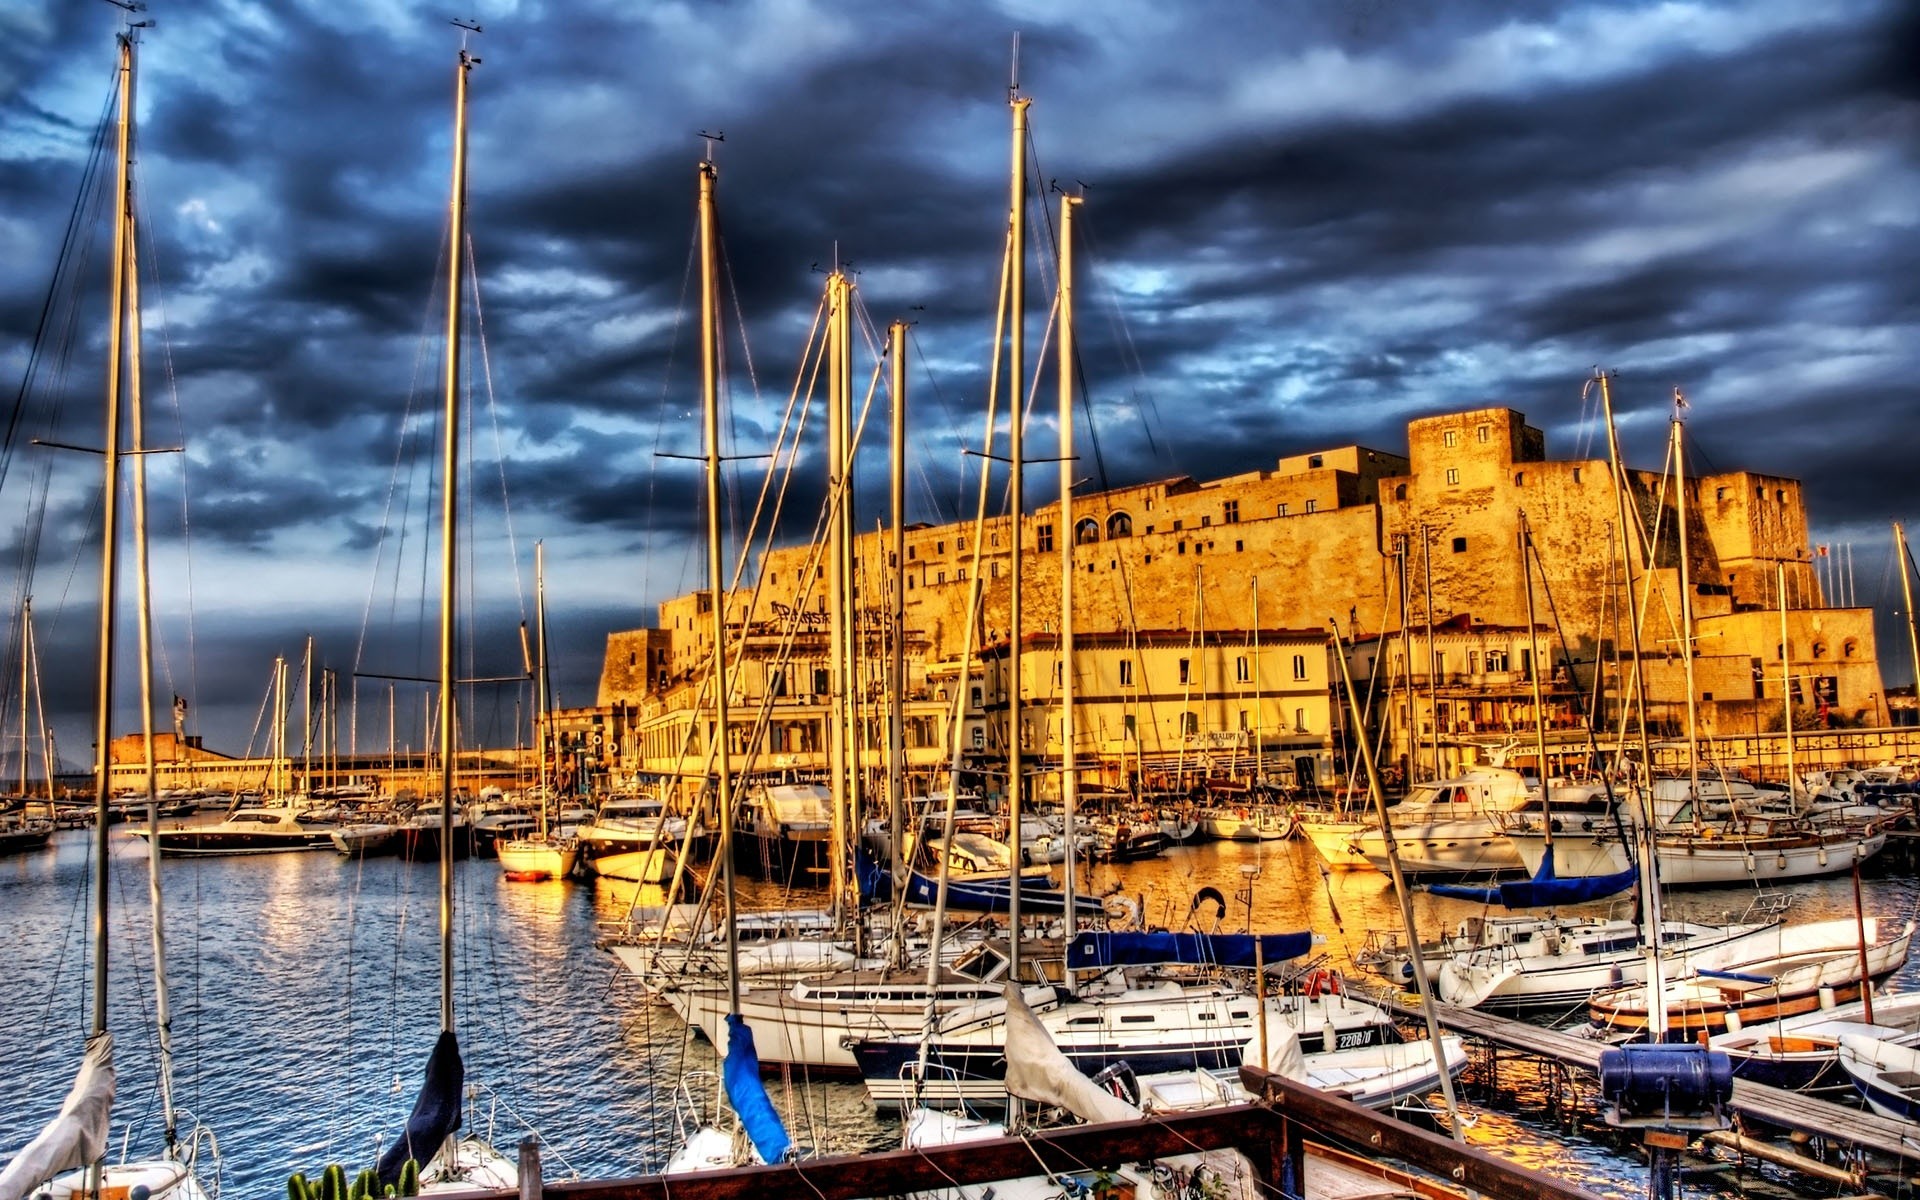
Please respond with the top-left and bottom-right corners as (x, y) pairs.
(1000, 983), (1139, 1125)
(0, 1032), (116, 1200)
(1239, 1013), (1308, 1080)
(762, 784), (833, 825)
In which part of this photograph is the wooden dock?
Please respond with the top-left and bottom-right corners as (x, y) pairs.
(1382, 996), (1920, 1167)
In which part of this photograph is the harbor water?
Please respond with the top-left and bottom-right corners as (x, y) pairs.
(3, 828), (1915, 1198)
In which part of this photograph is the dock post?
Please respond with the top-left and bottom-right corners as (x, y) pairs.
(518, 1137), (542, 1200)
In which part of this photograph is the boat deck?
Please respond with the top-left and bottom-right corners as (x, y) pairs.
(1380, 995), (1920, 1165)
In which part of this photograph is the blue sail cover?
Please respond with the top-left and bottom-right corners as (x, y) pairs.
(901, 867), (1105, 915)
(376, 1029), (463, 1185)
(1429, 856), (1638, 908)
(722, 1015), (794, 1165)
(854, 848), (891, 902)
(1066, 930), (1314, 970)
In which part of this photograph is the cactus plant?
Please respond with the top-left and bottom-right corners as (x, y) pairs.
(288, 1173), (314, 1200)
(396, 1159), (421, 1197)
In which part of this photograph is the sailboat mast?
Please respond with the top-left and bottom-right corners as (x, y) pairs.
(1597, 369), (1666, 1038)
(535, 541), (549, 834)
(696, 158), (742, 1013)
(1057, 191), (1081, 938)
(88, 30), (136, 1038)
(1896, 523), (1920, 729)
(1778, 561), (1796, 796)
(1520, 517), (1553, 869)
(887, 322), (908, 884)
(1421, 524), (1438, 780)
(19, 600), (30, 798)
(436, 44), (475, 1034)
(827, 270), (854, 922)
(1251, 580), (1262, 783)
(1005, 92), (1030, 972)
(1673, 412), (1702, 818)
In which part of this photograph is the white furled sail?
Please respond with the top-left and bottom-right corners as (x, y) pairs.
(0, 1033), (116, 1200)
(1001, 983), (1139, 1124)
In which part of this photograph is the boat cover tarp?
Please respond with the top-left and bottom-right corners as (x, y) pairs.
(1066, 931), (1313, 970)
(722, 1015), (794, 1165)
(1239, 1015), (1308, 1080)
(1002, 982), (1139, 1124)
(0, 1032), (115, 1200)
(1428, 856), (1637, 908)
(902, 868), (1104, 915)
(376, 1029), (464, 1186)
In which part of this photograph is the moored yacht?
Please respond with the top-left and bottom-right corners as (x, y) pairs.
(134, 800), (339, 856)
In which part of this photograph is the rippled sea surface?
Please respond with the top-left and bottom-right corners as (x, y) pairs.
(3, 829), (1914, 1199)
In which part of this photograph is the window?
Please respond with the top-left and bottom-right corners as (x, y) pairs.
(1276, 503), (1289, 517)
(991, 562), (1000, 578)
(814, 668), (830, 694)
(1036, 524), (1054, 552)
(1294, 707), (1307, 733)
(769, 669), (787, 697)
(1514, 471), (1525, 486)
(1716, 486), (1727, 501)
(1179, 658), (1191, 685)
(1445, 468), (1460, 485)
(1776, 489), (1785, 502)
(1443, 430), (1458, 447)
(1477, 424), (1489, 443)
(1485, 649), (1508, 672)
(1236, 656), (1250, 682)
(936, 571), (945, 583)
(1106, 512), (1132, 539)
(1452, 536), (1467, 553)
(959, 536), (967, 551)
(1178, 541), (1187, 555)
(970, 686), (983, 708)
(1234, 540), (1243, 552)
(956, 568), (967, 581)
(1223, 500), (1239, 524)
(1393, 483), (1407, 501)
(1573, 468), (1582, 484)
(1305, 499), (1318, 513)
(1238, 709), (1249, 731)
(992, 532), (1000, 546)
(628, 651), (637, 667)
(1123, 713), (1137, 740)
(1054, 662), (1063, 685)
(1120, 660), (1134, 687)
(1144, 554), (1152, 564)
(937, 540), (945, 554)
(1756, 485), (1765, 499)
(1201, 515), (1212, 527)
(1173, 519), (1185, 531)
(1180, 712), (1198, 736)
(1813, 641), (1828, 659)
(907, 576), (915, 590)
(1292, 654), (1307, 681)
(971, 726), (986, 749)
(1074, 517), (1100, 545)
(908, 546), (916, 560)
(1844, 638), (1859, 659)
(1308, 454), (1323, 468)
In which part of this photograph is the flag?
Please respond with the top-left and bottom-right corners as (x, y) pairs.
(1816, 545), (1829, 558)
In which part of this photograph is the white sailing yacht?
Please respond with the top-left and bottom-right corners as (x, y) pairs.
(498, 543), (579, 881)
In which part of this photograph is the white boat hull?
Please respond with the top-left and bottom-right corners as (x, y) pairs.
(497, 839), (579, 880)
(1510, 827), (1887, 886)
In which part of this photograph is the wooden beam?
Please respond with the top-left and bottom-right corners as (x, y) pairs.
(1239, 1065), (1603, 1200)
(533, 1105), (1269, 1200)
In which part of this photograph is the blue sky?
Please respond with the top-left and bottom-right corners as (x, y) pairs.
(1, 0), (1915, 758)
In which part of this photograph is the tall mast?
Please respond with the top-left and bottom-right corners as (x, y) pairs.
(535, 541), (549, 834)
(826, 269), (854, 923)
(1397, 544), (1413, 786)
(1897, 523), (1920, 728)
(1778, 561), (1796, 798)
(1252, 579), (1263, 782)
(1421, 524), (1438, 780)
(88, 29), (136, 1038)
(303, 634), (314, 793)
(1057, 191), (1081, 939)
(887, 322), (908, 885)
(1596, 369), (1666, 1038)
(436, 41), (475, 1035)
(1005, 91), (1031, 972)
(697, 157), (741, 1013)
(273, 656), (287, 797)
(19, 600), (29, 798)
(1520, 516), (1553, 870)
(1672, 410), (1701, 823)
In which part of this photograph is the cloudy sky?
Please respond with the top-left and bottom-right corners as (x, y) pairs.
(1, 0), (1915, 761)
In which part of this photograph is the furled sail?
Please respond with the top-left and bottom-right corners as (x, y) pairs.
(722, 1015), (794, 1165)
(1066, 931), (1314, 970)
(1002, 983), (1139, 1124)
(0, 1032), (115, 1200)
(1428, 857), (1637, 908)
(376, 1029), (464, 1186)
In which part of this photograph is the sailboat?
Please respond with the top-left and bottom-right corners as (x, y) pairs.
(498, 542), (579, 881)
(0, 21), (215, 1200)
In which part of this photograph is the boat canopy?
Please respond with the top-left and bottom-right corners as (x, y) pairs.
(1066, 931), (1314, 970)
(1428, 857), (1638, 908)
(722, 1015), (794, 1165)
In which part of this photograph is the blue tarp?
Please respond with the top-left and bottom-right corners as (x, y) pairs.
(376, 1029), (463, 1185)
(1066, 930), (1314, 970)
(901, 867), (1105, 915)
(722, 1015), (794, 1165)
(1428, 855), (1637, 909)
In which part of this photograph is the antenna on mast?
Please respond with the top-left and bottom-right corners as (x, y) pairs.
(1010, 31), (1021, 94)
(451, 17), (483, 61)
(698, 129), (725, 162)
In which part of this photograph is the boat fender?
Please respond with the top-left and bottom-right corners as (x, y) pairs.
(1189, 886), (1228, 922)
(1303, 968), (1340, 998)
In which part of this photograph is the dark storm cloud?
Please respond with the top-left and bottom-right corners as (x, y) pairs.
(3, 0), (1916, 745)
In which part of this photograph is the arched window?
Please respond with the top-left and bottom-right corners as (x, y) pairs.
(1105, 511), (1132, 539)
(1812, 641), (1827, 659)
(1074, 517), (1100, 545)
(1844, 638), (1859, 659)
(1393, 483), (1407, 501)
